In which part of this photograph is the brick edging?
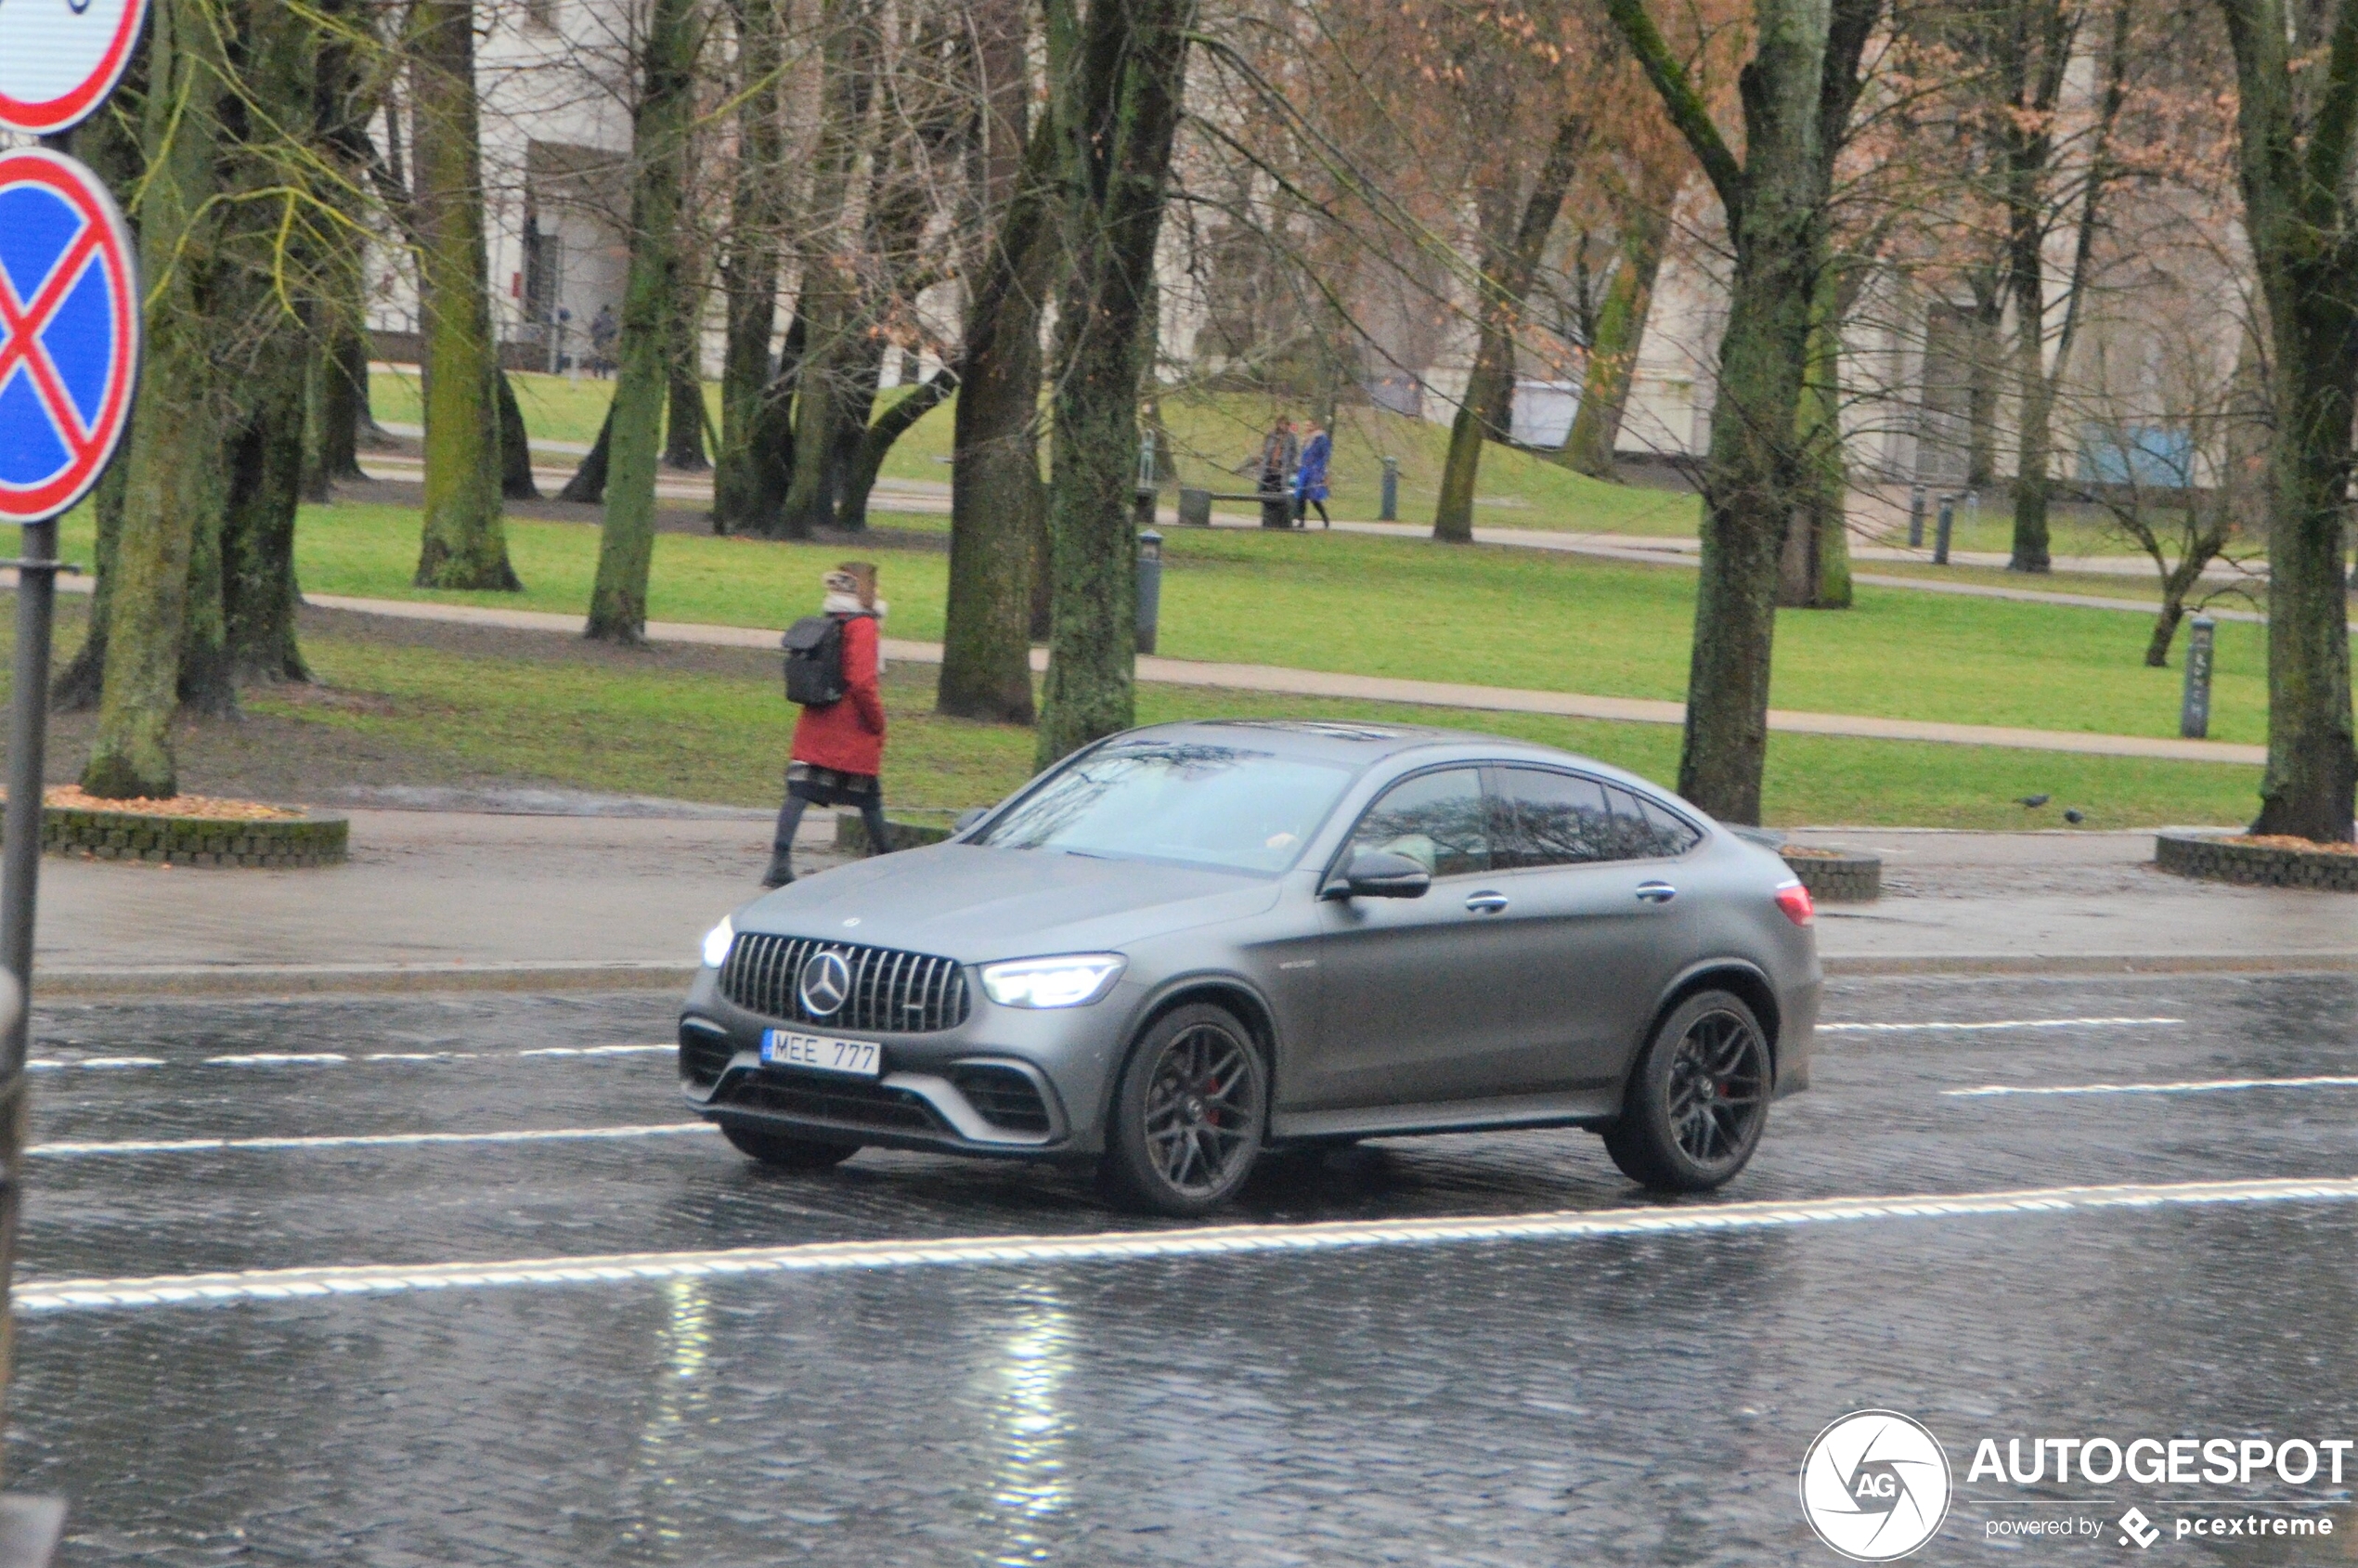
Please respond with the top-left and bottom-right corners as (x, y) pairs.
(1781, 850), (1882, 902)
(2155, 832), (2358, 892)
(44, 806), (349, 869)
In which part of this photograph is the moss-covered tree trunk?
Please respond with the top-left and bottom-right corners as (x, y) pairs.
(1032, 0), (1194, 768)
(222, 328), (312, 683)
(2218, 0), (2358, 839)
(1604, 0), (1877, 823)
(1561, 189), (1670, 480)
(497, 369), (538, 500)
(714, 0), (785, 531)
(587, 0), (701, 641)
(1781, 256), (1852, 608)
(664, 259), (710, 471)
(1433, 114), (1588, 543)
(940, 91), (1056, 724)
(85, 0), (229, 799)
(408, 0), (520, 590)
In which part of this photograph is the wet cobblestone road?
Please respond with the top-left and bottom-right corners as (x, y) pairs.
(9, 973), (2358, 1565)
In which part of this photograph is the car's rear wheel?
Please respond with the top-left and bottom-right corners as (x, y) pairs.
(719, 1122), (861, 1171)
(1098, 1004), (1266, 1216)
(1603, 990), (1770, 1192)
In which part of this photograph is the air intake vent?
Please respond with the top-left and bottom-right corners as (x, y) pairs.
(719, 934), (971, 1034)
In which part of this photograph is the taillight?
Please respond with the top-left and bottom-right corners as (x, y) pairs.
(1774, 879), (1815, 927)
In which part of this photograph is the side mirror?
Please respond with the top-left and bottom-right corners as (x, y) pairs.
(1322, 849), (1432, 901)
(953, 808), (989, 834)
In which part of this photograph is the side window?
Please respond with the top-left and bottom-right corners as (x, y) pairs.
(1498, 767), (1616, 868)
(1608, 786), (1703, 859)
(1348, 769), (1490, 877)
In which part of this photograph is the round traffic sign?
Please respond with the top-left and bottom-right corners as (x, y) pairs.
(0, 149), (139, 525)
(0, 0), (149, 135)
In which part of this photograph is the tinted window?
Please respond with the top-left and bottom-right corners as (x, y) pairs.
(975, 741), (1354, 873)
(1498, 767), (1617, 867)
(1610, 786), (1703, 859)
(1348, 769), (1490, 877)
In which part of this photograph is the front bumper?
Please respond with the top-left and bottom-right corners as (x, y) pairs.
(677, 966), (1122, 1157)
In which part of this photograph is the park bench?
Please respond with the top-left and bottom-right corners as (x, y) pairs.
(1176, 485), (1296, 529)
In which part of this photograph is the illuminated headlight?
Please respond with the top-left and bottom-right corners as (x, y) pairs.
(700, 915), (734, 969)
(979, 954), (1126, 1008)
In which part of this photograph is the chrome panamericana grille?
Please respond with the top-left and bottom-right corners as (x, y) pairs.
(719, 934), (971, 1034)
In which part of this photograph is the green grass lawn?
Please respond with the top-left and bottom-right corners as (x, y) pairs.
(246, 631), (2261, 830)
(149, 498), (2277, 746)
(368, 369), (1704, 538)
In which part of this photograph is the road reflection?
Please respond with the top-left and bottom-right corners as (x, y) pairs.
(980, 1282), (1073, 1564)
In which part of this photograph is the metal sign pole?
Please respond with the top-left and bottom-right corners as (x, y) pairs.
(0, 516), (58, 1062)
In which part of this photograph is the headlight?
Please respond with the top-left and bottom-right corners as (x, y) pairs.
(979, 953), (1126, 1008)
(700, 915), (734, 969)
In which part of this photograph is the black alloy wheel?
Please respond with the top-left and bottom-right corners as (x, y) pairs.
(720, 1121), (862, 1171)
(1100, 1004), (1267, 1215)
(1603, 990), (1771, 1192)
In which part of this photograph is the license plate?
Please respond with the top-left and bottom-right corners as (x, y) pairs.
(760, 1029), (881, 1079)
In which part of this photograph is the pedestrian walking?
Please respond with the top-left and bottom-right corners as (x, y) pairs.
(763, 563), (891, 888)
(589, 303), (618, 377)
(1293, 421), (1332, 527)
(1256, 415), (1298, 530)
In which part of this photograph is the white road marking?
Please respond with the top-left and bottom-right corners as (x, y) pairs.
(1820, 1017), (2183, 1034)
(27, 1123), (715, 1158)
(25, 1044), (673, 1072)
(19, 1174), (2358, 1315)
(1947, 1074), (2358, 1099)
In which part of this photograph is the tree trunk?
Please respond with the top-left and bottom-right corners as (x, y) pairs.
(741, 313), (804, 533)
(1781, 255), (1852, 608)
(587, 0), (701, 642)
(54, 456), (127, 712)
(2006, 231), (2054, 572)
(85, 0), (227, 799)
(1964, 267), (2003, 488)
(1433, 114), (1588, 542)
(497, 369), (538, 500)
(665, 287), (710, 471)
(713, 0), (786, 531)
(1604, 0), (1877, 823)
(2217, 0), (2358, 840)
(941, 97), (1057, 724)
(560, 403), (613, 504)
(1561, 191), (1670, 479)
(1032, 0), (1194, 769)
(408, 0), (521, 591)
(840, 369), (956, 530)
(222, 334), (312, 684)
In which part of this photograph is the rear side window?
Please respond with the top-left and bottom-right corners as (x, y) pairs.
(1348, 768), (1490, 877)
(1611, 786), (1703, 859)
(1499, 767), (1699, 865)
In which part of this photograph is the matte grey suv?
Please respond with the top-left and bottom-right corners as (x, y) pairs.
(679, 720), (1820, 1214)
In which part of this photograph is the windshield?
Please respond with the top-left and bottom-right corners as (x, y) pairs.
(974, 741), (1356, 873)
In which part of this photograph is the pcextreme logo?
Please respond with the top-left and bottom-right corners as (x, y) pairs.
(1800, 1410), (1955, 1562)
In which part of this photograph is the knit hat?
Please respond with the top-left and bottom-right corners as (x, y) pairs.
(825, 562), (878, 609)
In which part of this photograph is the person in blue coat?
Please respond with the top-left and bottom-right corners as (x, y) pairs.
(1292, 421), (1332, 527)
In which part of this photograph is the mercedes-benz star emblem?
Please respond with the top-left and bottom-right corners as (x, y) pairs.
(797, 950), (852, 1017)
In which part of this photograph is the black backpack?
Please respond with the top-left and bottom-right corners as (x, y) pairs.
(782, 616), (846, 706)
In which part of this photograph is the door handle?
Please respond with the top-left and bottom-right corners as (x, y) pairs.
(1635, 882), (1678, 904)
(1464, 891), (1509, 914)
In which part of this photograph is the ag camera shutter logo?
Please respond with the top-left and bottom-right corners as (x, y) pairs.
(1800, 1410), (1953, 1561)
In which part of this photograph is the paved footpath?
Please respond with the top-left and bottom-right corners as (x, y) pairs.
(26, 810), (2358, 994)
(303, 590), (2268, 767)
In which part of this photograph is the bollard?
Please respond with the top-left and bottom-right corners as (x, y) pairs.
(1136, 529), (1163, 655)
(1380, 456), (1400, 522)
(1933, 495), (1955, 565)
(1907, 483), (1926, 548)
(2181, 615), (2215, 739)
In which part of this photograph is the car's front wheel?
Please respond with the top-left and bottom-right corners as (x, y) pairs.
(1098, 1004), (1267, 1216)
(719, 1122), (861, 1171)
(1603, 990), (1771, 1192)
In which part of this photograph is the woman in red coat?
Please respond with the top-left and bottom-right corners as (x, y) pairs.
(763, 563), (892, 888)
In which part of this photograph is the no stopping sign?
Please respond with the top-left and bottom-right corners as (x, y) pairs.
(0, 0), (149, 135)
(0, 149), (139, 523)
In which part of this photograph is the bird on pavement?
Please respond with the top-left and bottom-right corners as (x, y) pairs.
(2064, 808), (2085, 823)
(2015, 794), (2051, 808)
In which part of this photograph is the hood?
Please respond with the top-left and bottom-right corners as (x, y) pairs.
(738, 843), (1283, 960)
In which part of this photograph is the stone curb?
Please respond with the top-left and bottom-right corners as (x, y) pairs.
(1822, 952), (2358, 978)
(1781, 850), (1882, 902)
(2155, 831), (2358, 892)
(43, 806), (348, 869)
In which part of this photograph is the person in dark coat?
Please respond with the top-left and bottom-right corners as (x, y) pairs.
(1292, 421), (1332, 526)
(1256, 416), (1299, 530)
(762, 563), (891, 888)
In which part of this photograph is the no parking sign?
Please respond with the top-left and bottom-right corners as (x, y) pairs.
(0, 0), (149, 134)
